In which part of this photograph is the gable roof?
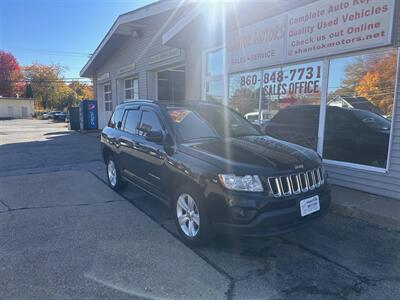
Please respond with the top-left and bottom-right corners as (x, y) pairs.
(333, 96), (384, 115)
(80, 0), (186, 78)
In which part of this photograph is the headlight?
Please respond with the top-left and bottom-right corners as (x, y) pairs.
(218, 174), (263, 192)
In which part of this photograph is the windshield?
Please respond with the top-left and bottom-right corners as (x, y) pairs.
(352, 110), (391, 131)
(167, 105), (260, 141)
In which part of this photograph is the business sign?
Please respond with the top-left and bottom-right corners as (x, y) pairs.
(118, 63), (136, 75)
(262, 61), (323, 103)
(287, 0), (395, 60)
(226, 15), (286, 73)
(237, 61), (323, 101)
(97, 72), (110, 81)
(226, 0), (395, 73)
(149, 48), (183, 65)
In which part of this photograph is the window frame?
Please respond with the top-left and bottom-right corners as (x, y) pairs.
(124, 77), (139, 101)
(137, 109), (165, 137)
(121, 107), (141, 135)
(108, 107), (124, 129)
(322, 47), (399, 173)
(202, 46), (225, 102)
(103, 82), (112, 112)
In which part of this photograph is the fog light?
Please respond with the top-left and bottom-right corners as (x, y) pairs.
(231, 207), (257, 221)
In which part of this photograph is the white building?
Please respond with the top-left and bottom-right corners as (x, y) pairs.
(0, 97), (35, 119)
(81, 0), (400, 199)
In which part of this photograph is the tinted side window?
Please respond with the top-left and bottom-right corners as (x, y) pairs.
(108, 108), (124, 128)
(124, 110), (141, 134)
(139, 111), (163, 136)
(108, 112), (116, 128)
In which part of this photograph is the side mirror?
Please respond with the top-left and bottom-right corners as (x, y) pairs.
(145, 130), (164, 144)
(117, 121), (122, 129)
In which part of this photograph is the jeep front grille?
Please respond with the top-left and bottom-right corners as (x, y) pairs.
(267, 167), (324, 197)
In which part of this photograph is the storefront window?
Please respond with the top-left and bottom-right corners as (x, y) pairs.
(228, 70), (261, 122)
(206, 79), (224, 102)
(324, 48), (397, 168)
(204, 48), (224, 102)
(261, 61), (323, 150)
(206, 49), (223, 77)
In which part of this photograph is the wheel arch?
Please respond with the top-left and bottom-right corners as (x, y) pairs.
(102, 146), (113, 163)
(169, 176), (204, 205)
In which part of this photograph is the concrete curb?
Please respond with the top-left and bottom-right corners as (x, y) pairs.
(330, 185), (400, 232)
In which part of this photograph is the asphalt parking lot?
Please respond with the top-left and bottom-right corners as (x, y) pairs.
(1, 119), (400, 300)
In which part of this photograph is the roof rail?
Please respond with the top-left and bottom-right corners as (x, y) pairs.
(121, 99), (156, 104)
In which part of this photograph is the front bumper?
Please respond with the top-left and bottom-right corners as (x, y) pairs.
(211, 186), (331, 237)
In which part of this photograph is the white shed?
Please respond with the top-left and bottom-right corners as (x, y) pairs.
(0, 97), (35, 119)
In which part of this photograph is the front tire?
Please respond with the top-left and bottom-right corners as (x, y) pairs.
(106, 156), (126, 191)
(173, 185), (212, 246)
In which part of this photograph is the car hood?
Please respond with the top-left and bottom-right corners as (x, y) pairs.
(181, 135), (321, 174)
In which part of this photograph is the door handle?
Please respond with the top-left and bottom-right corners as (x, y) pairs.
(119, 138), (133, 147)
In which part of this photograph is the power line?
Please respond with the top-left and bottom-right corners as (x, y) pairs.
(1, 78), (92, 82)
(2, 47), (92, 58)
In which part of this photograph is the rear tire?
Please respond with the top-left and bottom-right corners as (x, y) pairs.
(173, 185), (212, 246)
(106, 156), (126, 191)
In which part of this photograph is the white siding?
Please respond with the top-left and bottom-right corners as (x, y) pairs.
(94, 13), (186, 127)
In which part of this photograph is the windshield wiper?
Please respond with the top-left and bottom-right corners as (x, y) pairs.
(232, 133), (262, 138)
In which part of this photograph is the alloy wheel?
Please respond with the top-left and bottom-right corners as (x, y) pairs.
(176, 193), (200, 238)
(107, 160), (117, 187)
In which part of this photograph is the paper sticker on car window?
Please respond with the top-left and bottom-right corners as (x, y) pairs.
(168, 110), (190, 123)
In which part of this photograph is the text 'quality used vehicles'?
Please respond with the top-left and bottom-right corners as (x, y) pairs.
(101, 100), (331, 245)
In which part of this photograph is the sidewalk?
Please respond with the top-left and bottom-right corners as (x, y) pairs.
(330, 185), (400, 231)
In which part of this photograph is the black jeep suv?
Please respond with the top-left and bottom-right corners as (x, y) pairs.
(101, 100), (331, 245)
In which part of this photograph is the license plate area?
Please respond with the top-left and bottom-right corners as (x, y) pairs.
(300, 195), (320, 217)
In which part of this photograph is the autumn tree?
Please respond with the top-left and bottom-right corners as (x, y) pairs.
(69, 80), (93, 100)
(23, 63), (64, 109)
(229, 86), (260, 115)
(336, 49), (397, 116)
(0, 50), (24, 97)
(55, 83), (78, 109)
(354, 50), (397, 115)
